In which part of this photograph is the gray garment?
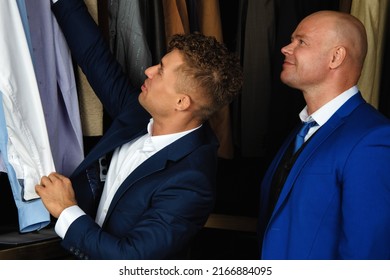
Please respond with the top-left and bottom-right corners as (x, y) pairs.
(108, 0), (152, 88)
(236, 0), (275, 157)
(140, 0), (166, 65)
(25, 0), (84, 176)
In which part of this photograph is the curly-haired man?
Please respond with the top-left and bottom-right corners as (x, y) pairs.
(35, 0), (243, 260)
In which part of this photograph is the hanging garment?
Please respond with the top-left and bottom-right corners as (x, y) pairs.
(238, 0), (275, 158)
(162, 0), (190, 40)
(197, 0), (235, 159)
(351, 0), (389, 108)
(378, 5), (390, 118)
(0, 93), (50, 233)
(24, 0), (84, 176)
(0, 1), (54, 231)
(139, 0), (167, 65)
(108, 0), (152, 89)
(76, 0), (104, 137)
(16, 0), (33, 53)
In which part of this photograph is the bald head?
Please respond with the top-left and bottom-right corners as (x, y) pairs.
(280, 10), (368, 108)
(303, 11), (368, 72)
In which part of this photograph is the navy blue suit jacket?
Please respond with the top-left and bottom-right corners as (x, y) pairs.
(52, 0), (216, 259)
(259, 92), (390, 259)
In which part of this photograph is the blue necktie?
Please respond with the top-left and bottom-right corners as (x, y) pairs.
(293, 121), (317, 153)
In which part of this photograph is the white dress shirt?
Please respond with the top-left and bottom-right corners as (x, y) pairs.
(298, 86), (359, 142)
(55, 119), (201, 237)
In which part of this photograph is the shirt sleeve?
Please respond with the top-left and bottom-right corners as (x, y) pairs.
(55, 205), (86, 238)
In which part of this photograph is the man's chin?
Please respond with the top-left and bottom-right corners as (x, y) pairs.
(280, 77), (298, 89)
(280, 74), (290, 85)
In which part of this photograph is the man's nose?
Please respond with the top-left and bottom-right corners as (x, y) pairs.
(145, 64), (158, 78)
(281, 42), (294, 56)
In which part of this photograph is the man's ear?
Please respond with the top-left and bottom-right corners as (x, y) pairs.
(175, 94), (191, 111)
(330, 46), (346, 69)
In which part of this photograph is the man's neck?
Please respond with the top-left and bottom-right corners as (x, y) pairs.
(150, 118), (202, 136)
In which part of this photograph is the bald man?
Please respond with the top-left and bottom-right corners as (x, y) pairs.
(258, 11), (390, 259)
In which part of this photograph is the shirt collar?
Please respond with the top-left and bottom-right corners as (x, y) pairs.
(298, 85), (359, 126)
(144, 119), (202, 153)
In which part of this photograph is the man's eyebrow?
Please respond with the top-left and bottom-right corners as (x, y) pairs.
(294, 33), (310, 41)
(291, 34), (302, 40)
(159, 60), (164, 72)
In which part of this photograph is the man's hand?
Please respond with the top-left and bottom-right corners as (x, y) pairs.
(35, 172), (77, 218)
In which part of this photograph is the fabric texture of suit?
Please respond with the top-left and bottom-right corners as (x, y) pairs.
(259, 92), (390, 259)
(52, 0), (216, 260)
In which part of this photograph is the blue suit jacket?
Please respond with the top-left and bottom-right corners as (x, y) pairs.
(52, 0), (216, 259)
(259, 92), (390, 259)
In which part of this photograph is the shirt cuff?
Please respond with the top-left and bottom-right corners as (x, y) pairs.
(54, 205), (86, 238)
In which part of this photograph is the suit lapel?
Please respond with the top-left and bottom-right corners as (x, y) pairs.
(270, 93), (366, 219)
(72, 126), (147, 177)
(102, 124), (213, 226)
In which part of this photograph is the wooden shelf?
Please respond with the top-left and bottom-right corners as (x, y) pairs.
(204, 213), (257, 233)
(0, 228), (71, 260)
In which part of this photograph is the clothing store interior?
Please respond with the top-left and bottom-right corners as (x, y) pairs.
(1, 0), (389, 259)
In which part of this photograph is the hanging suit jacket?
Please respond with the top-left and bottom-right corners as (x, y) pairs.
(108, 0), (152, 89)
(52, 0), (216, 259)
(259, 92), (390, 259)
